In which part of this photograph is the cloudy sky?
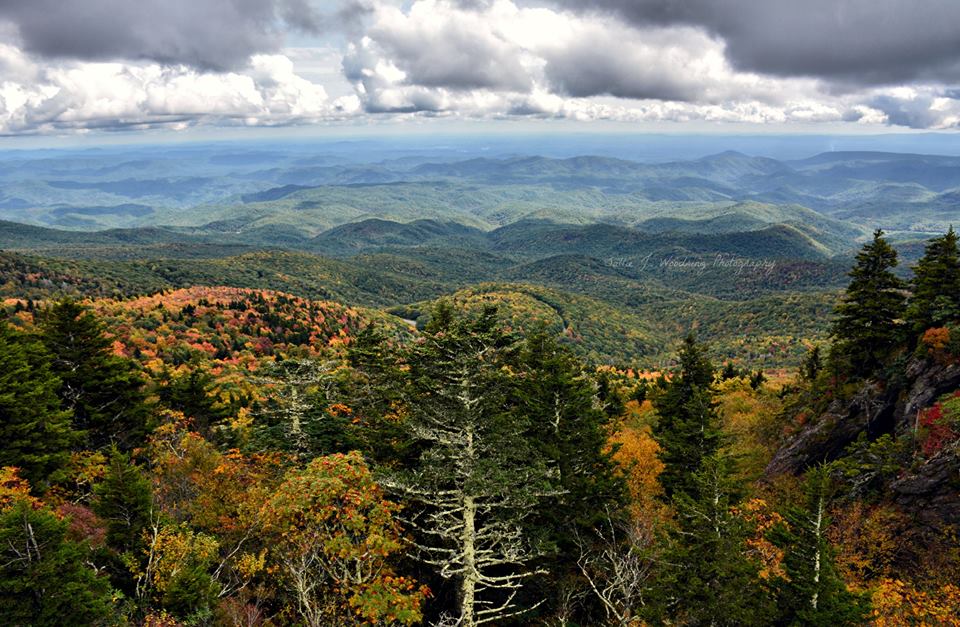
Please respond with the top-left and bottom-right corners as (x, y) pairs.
(1, 0), (959, 137)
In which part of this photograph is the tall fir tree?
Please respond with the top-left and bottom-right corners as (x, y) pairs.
(92, 447), (154, 597)
(511, 328), (627, 623)
(0, 322), (75, 492)
(0, 500), (115, 625)
(158, 369), (232, 437)
(906, 226), (960, 335)
(93, 447), (153, 553)
(383, 305), (562, 627)
(768, 466), (870, 626)
(831, 229), (906, 378)
(38, 299), (151, 449)
(646, 453), (773, 625)
(651, 333), (722, 501)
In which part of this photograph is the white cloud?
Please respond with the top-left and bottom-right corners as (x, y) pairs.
(0, 0), (958, 134)
(340, 0), (960, 129)
(0, 44), (359, 134)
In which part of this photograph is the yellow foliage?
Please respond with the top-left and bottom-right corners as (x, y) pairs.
(0, 467), (37, 510)
(607, 423), (666, 523)
(871, 578), (960, 626)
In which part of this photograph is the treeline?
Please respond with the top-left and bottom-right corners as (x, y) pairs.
(2, 227), (960, 625)
(0, 295), (862, 625)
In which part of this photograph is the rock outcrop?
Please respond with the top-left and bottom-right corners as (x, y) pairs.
(764, 356), (960, 527)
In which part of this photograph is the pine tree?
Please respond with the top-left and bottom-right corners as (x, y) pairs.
(158, 369), (231, 437)
(906, 226), (960, 335)
(383, 305), (562, 627)
(0, 500), (114, 625)
(651, 334), (721, 501)
(38, 299), (151, 449)
(768, 466), (870, 626)
(511, 329), (627, 622)
(802, 345), (823, 381)
(646, 453), (773, 625)
(92, 447), (154, 598)
(831, 230), (906, 378)
(0, 322), (75, 492)
(93, 447), (153, 553)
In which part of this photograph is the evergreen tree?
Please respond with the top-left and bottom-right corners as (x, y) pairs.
(251, 359), (359, 459)
(647, 454), (773, 625)
(831, 230), (906, 378)
(801, 345), (823, 381)
(158, 369), (231, 437)
(92, 448), (154, 598)
(512, 329), (627, 622)
(384, 305), (562, 627)
(721, 361), (740, 381)
(651, 334), (721, 501)
(906, 226), (960, 335)
(93, 447), (153, 553)
(768, 466), (870, 626)
(0, 322), (75, 492)
(38, 299), (151, 449)
(0, 500), (114, 625)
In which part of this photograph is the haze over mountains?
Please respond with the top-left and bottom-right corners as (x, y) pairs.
(2, 137), (958, 367)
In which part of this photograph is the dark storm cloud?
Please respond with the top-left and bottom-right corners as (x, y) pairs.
(869, 93), (959, 129)
(0, 0), (348, 70)
(552, 0), (960, 86)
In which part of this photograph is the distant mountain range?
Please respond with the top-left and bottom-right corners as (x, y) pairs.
(2, 148), (959, 236)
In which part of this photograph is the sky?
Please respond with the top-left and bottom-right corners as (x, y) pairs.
(1, 0), (959, 141)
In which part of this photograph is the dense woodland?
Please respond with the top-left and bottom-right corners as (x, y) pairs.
(1, 227), (960, 625)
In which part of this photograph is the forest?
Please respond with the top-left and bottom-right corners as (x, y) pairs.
(2, 226), (960, 626)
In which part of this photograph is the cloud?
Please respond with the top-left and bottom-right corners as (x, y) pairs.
(336, 0), (960, 129)
(865, 87), (960, 129)
(1, 0), (958, 133)
(0, 44), (359, 134)
(551, 0), (960, 87)
(0, 0), (340, 71)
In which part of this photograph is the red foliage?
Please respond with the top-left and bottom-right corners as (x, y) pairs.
(918, 398), (959, 457)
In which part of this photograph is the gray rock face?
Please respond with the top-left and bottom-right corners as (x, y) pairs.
(764, 381), (896, 477)
(764, 356), (960, 527)
(898, 358), (960, 435)
(890, 444), (960, 527)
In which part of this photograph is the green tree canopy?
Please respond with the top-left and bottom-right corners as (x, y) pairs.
(907, 226), (960, 335)
(768, 466), (870, 626)
(0, 322), (75, 492)
(651, 333), (722, 501)
(0, 501), (115, 625)
(831, 230), (906, 378)
(38, 299), (151, 449)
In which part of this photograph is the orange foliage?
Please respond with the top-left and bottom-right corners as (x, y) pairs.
(921, 327), (951, 353)
(0, 466), (37, 510)
(735, 498), (785, 580)
(828, 502), (912, 586)
(607, 422), (665, 523)
(871, 578), (960, 626)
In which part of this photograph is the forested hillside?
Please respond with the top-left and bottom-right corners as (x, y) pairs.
(2, 227), (960, 625)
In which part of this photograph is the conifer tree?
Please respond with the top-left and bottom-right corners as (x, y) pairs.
(38, 299), (151, 449)
(0, 322), (75, 492)
(158, 369), (231, 437)
(768, 466), (870, 626)
(92, 448), (154, 597)
(93, 448), (153, 553)
(906, 226), (960, 335)
(802, 345), (823, 381)
(651, 334), (721, 501)
(831, 229), (906, 378)
(0, 500), (114, 624)
(647, 454), (773, 625)
(384, 305), (562, 627)
(512, 329), (627, 621)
